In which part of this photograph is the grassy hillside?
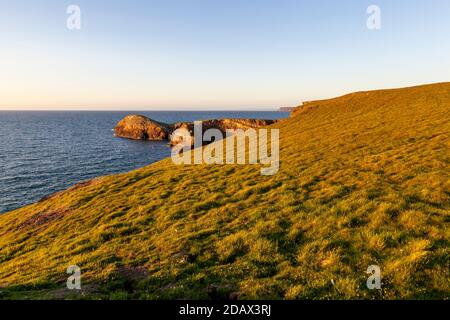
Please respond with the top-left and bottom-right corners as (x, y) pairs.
(0, 83), (449, 299)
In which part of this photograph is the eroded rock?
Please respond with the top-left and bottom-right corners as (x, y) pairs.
(114, 114), (278, 146)
(114, 115), (171, 140)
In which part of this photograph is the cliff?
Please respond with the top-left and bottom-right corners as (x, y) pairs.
(114, 115), (171, 140)
(114, 115), (278, 145)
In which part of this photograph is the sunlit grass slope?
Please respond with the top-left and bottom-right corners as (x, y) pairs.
(0, 83), (449, 299)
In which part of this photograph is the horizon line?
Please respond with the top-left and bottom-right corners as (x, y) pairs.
(3, 81), (447, 112)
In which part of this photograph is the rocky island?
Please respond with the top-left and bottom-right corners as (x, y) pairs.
(114, 114), (278, 145)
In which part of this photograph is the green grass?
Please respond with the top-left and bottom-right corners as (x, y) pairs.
(0, 83), (449, 299)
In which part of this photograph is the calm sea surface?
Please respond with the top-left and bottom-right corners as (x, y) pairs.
(0, 111), (288, 213)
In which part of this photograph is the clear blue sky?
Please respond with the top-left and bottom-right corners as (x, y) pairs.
(1, 0), (449, 110)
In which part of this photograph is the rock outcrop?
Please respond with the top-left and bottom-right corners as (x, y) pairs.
(168, 118), (278, 146)
(114, 115), (171, 140)
(114, 115), (278, 145)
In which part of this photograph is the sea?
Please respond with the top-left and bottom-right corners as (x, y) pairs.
(0, 111), (288, 213)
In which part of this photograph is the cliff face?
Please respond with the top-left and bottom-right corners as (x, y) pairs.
(170, 118), (278, 145)
(114, 115), (171, 140)
(200, 119), (278, 132)
(114, 115), (278, 145)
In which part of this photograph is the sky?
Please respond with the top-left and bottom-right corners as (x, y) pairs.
(0, 0), (449, 110)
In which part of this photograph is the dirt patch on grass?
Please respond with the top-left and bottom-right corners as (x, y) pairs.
(68, 179), (101, 192)
(46, 283), (101, 300)
(19, 208), (73, 230)
(117, 266), (150, 282)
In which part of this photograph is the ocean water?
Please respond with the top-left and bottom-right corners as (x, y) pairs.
(0, 111), (288, 213)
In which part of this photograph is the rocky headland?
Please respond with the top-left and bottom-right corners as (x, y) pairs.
(114, 114), (278, 145)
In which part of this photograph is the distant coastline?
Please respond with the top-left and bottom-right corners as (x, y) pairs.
(278, 107), (296, 112)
